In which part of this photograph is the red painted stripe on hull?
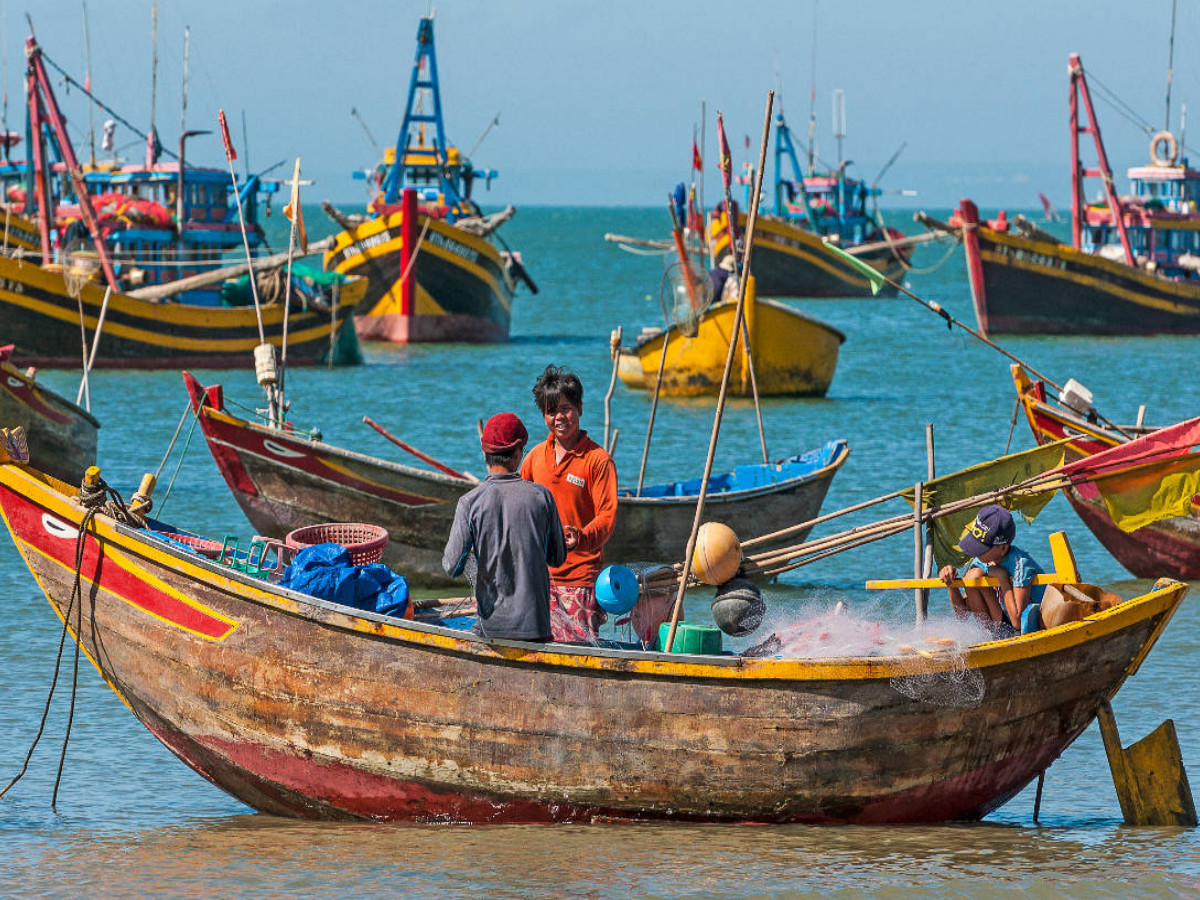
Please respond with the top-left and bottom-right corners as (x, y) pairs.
(147, 721), (1073, 825)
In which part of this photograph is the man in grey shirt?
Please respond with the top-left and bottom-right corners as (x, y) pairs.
(443, 412), (567, 641)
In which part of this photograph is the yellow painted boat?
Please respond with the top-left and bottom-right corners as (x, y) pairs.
(618, 295), (845, 397)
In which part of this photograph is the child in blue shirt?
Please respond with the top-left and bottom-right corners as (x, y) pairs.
(938, 504), (1045, 635)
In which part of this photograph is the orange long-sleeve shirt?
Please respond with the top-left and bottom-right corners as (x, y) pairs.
(520, 430), (618, 586)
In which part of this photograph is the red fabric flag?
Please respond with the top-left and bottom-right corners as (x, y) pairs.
(717, 113), (732, 192)
(744, 134), (750, 150)
(692, 138), (702, 172)
(218, 110), (237, 162)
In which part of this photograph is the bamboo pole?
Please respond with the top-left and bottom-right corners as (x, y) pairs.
(76, 284), (112, 408)
(662, 91), (774, 654)
(602, 326), (622, 452)
(635, 330), (671, 497)
(913, 481), (925, 622)
(364, 416), (477, 482)
(740, 275), (768, 463)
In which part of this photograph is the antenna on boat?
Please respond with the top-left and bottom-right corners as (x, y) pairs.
(180, 25), (189, 137)
(466, 112), (500, 160)
(350, 106), (381, 155)
(1165, 0), (1177, 133)
(147, 0), (158, 167)
(807, 0), (818, 175)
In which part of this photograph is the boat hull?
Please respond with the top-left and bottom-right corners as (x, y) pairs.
(0, 355), (98, 484)
(618, 297), (844, 397)
(325, 211), (514, 343)
(184, 374), (847, 586)
(0, 256), (363, 368)
(0, 461), (1185, 824)
(960, 200), (1200, 335)
(1013, 366), (1200, 580)
(713, 213), (905, 298)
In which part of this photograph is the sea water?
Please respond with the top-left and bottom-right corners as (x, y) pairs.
(1, 206), (1198, 897)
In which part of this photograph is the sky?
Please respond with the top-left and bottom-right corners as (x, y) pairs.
(19, 0), (1200, 210)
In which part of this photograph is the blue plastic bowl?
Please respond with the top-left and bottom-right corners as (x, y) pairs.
(595, 565), (639, 614)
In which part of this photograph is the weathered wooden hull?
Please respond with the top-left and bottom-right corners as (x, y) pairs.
(183, 374), (847, 586)
(618, 297), (844, 397)
(324, 211), (514, 343)
(0, 255), (364, 368)
(0, 461), (1185, 823)
(0, 354), (98, 485)
(960, 199), (1200, 335)
(712, 213), (906, 298)
(1013, 365), (1200, 580)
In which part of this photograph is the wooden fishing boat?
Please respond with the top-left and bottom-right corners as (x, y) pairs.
(2, 34), (363, 369)
(954, 54), (1200, 336)
(183, 373), (848, 586)
(617, 295), (845, 397)
(323, 17), (532, 344)
(0, 253), (363, 369)
(708, 111), (911, 298)
(0, 453), (1186, 823)
(0, 346), (97, 484)
(1012, 365), (1200, 580)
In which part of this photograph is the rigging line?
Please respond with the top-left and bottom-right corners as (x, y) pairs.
(153, 399), (193, 482)
(1087, 75), (1156, 134)
(38, 51), (182, 163)
(156, 408), (200, 516)
(1091, 92), (1155, 137)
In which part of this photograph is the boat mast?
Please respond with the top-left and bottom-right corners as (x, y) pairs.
(146, 0), (157, 167)
(82, 0), (95, 167)
(806, 0), (817, 175)
(25, 35), (119, 289)
(180, 25), (189, 137)
(1165, 0), (1177, 133)
(1068, 53), (1134, 265)
(382, 16), (451, 211)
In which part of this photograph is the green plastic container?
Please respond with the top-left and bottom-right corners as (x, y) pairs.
(657, 622), (722, 655)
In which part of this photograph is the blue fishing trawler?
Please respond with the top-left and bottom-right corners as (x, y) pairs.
(710, 110), (911, 298)
(323, 15), (535, 343)
(955, 52), (1200, 335)
(0, 33), (361, 368)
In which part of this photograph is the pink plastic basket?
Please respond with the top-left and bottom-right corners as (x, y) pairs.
(284, 522), (389, 565)
(151, 530), (224, 559)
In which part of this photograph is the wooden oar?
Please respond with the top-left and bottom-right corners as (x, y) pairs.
(363, 417), (478, 482)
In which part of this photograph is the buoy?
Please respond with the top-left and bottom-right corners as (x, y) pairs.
(692, 521), (741, 585)
(710, 576), (765, 636)
(595, 565), (639, 614)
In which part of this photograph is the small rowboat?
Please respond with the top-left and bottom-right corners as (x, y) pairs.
(0, 454), (1186, 823)
(183, 373), (848, 586)
(1012, 364), (1200, 580)
(617, 296), (845, 397)
(0, 346), (97, 485)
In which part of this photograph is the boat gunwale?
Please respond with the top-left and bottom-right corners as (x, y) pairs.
(628, 295), (848, 350)
(0, 358), (102, 429)
(2, 462), (1184, 686)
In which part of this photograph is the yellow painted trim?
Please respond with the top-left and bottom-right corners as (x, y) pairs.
(981, 232), (1200, 316)
(315, 457), (446, 505)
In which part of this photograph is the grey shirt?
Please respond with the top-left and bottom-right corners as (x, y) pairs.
(442, 472), (567, 640)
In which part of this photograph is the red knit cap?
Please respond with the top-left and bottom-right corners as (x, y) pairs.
(480, 412), (528, 454)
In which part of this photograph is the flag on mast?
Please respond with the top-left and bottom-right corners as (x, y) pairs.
(692, 136), (702, 172)
(717, 113), (732, 192)
(218, 110), (237, 161)
(283, 157), (308, 255)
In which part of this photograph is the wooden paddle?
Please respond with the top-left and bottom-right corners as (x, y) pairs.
(363, 417), (478, 482)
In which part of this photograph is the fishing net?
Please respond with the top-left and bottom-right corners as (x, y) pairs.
(63, 265), (89, 300)
(736, 590), (989, 708)
(660, 260), (712, 338)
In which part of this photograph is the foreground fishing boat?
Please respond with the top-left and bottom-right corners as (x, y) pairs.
(323, 16), (533, 343)
(0, 451), (1187, 823)
(183, 372), (848, 585)
(617, 292), (845, 397)
(709, 111), (911, 298)
(1012, 365), (1200, 579)
(953, 54), (1200, 335)
(0, 346), (97, 483)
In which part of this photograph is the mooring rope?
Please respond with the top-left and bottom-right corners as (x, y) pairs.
(0, 472), (133, 810)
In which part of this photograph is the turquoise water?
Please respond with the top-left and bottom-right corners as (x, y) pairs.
(1, 206), (1198, 896)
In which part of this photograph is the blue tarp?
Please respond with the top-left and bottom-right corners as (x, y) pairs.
(278, 543), (409, 619)
(622, 439), (848, 498)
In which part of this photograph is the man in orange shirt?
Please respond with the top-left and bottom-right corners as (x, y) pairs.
(520, 365), (618, 642)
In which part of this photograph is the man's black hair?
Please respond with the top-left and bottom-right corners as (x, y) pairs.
(484, 447), (523, 469)
(532, 364), (583, 414)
